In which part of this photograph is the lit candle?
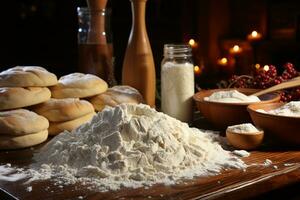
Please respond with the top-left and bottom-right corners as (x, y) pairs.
(194, 65), (201, 75)
(263, 65), (269, 72)
(229, 45), (242, 55)
(255, 63), (261, 70)
(247, 30), (262, 42)
(217, 57), (228, 66)
(188, 39), (198, 48)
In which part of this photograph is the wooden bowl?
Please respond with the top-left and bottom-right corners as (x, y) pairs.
(193, 88), (280, 129)
(248, 102), (300, 145)
(226, 129), (264, 150)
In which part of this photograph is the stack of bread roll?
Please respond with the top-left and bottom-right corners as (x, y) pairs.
(32, 98), (96, 136)
(45, 72), (144, 134)
(50, 72), (145, 109)
(0, 66), (57, 149)
(32, 73), (104, 136)
(0, 67), (145, 148)
(0, 109), (49, 149)
(44, 73), (144, 134)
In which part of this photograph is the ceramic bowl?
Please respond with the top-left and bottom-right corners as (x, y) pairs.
(248, 102), (300, 145)
(226, 129), (264, 150)
(193, 88), (280, 129)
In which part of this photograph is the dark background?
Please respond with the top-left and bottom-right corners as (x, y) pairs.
(0, 0), (300, 87)
(0, 0), (188, 82)
(0, 0), (300, 197)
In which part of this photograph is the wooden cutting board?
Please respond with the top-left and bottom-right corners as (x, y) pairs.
(0, 144), (300, 200)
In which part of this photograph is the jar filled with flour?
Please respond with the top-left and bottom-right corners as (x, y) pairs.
(161, 44), (194, 123)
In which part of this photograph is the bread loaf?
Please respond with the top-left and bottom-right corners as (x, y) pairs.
(89, 85), (144, 111)
(0, 66), (57, 87)
(0, 109), (49, 135)
(51, 73), (108, 98)
(32, 98), (95, 122)
(0, 87), (51, 110)
(0, 130), (48, 149)
(48, 112), (96, 135)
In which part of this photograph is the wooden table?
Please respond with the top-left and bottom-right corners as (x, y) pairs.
(1, 142), (300, 200)
(1, 114), (300, 200)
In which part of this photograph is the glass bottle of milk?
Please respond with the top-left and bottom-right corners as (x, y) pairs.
(161, 44), (194, 123)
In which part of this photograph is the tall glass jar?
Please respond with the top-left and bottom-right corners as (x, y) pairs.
(161, 44), (194, 123)
(77, 7), (116, 86)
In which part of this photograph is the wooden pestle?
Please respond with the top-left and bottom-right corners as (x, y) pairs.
(122, 0), (156, 107)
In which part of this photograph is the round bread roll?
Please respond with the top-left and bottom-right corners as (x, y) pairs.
(0, 130), (48, 150)
(0, 66), (57, 87)
(32, 98), (95, 122)
(50, 73), (108, 98)
(48, 112), (96, 135)
(89, 85), (144, 111)
(0, 109), (49, 136)
(0, 87), (51, 110)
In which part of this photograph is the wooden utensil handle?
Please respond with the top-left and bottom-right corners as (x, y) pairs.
(252, 76), (300, 96)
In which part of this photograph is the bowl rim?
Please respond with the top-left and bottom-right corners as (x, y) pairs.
(193, 88), (280, 106)
(247, 102), (300, 119)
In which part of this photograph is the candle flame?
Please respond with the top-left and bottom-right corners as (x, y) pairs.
(217, 57), (229, 67)
(189, 39), (196, 47)
(248, 30), (262, 41)
(263, 65), (269, 71)
(251, 31), (258, 37)
(233, 45), (240, 52)
(194, 65), (201, 74)
(255, 63), (260, 69)
(220, 57), (228, 64)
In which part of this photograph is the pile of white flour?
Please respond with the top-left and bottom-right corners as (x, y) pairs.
(204, 90), (260, 103)
(227, 123), (260, 134)
(264, 101), (300, 117)
(28, 104), (246, 191)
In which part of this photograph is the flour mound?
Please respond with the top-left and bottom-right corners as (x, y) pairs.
(268, 101), (300, 117)
(204, 90), (260, 103)
(29, 104), (246, 191)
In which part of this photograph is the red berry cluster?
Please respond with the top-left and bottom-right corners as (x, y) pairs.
(252, 65), (277, 88)
(228, 62), (300, 102)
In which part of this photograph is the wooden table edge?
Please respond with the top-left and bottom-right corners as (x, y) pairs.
(196, 164), (300, 200)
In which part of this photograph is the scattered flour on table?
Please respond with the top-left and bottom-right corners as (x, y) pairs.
(26, 186), (32, 192)
(233, 150), (250, 157)
(263, 159), (273, 166)
(0, 164), (26, 182)
(257, 101), (300, 117)
(24, 104), (247, 191)
(204, 90), (260, 103)
(284, 163), (295, 167)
